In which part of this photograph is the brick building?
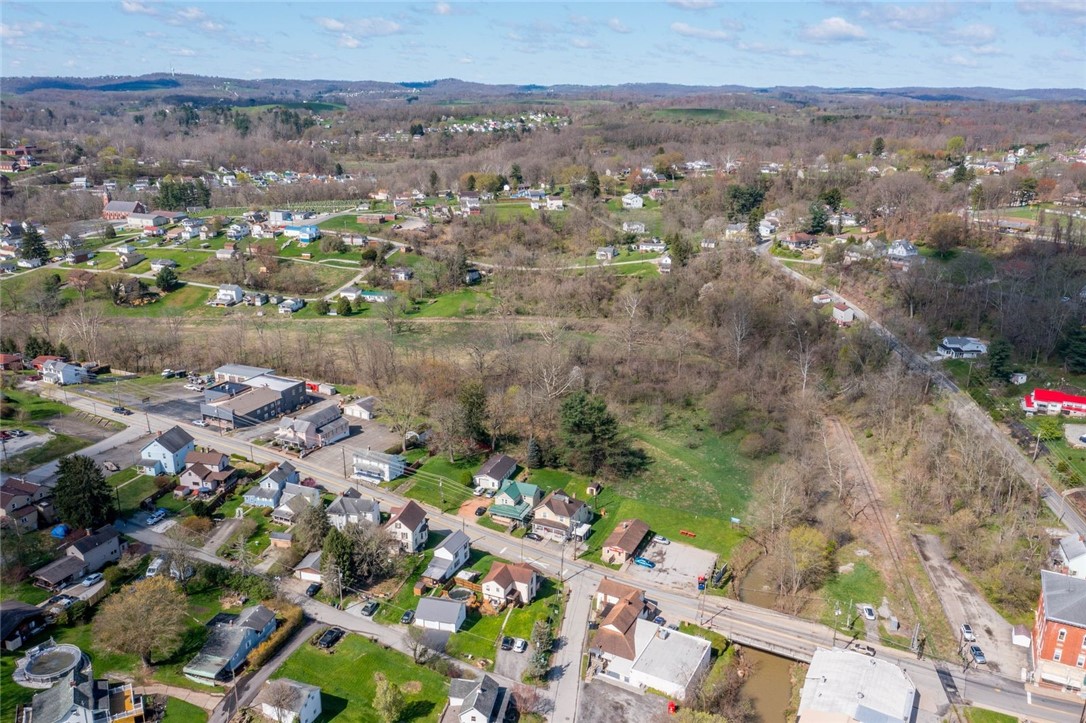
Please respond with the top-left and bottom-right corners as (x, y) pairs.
(1033, 571), (1086, 690)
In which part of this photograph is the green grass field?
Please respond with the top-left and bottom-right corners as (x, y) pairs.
(963, 708), (1018, 723)
(274, 633), (448, 722)
(102, 284), (211, 318)
(0, 432), (91, 473)
(413, 290), (494, 318)
(650, 108), (775, 123)
(163, 697), (208, 722)
(109, 467), (160, 518)
(820, 560), (885, 634)
(485, 204), (536, 222)
(317, 217), (384, 236)
(0, 388), (75, 424)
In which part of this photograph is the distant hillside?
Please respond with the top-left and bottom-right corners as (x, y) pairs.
(2, 74), (1084, 104)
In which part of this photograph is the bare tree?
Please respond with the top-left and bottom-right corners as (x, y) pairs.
(264, 680), (300, 723)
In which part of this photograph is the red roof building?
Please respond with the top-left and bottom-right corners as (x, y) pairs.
(1021, 389), (1086, 417)
(29, 355), (62, 370)
(0, 353), (23, 371)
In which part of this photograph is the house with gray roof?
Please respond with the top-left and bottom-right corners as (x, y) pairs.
(414, 597), (466, 632)
(274, 405), (349, 450)
(448, 674), (508, 723)
(255, 678), (322, 723)
(422, 530), (471, 584)
(473, 454), (518, 491)
(1057, 534), (1086, 579)
(140, 426), (196, 475)
(1034, 571), (1086, 690)
(798, 649), (916, 722)
(244, 461), (299, 508)
(183, 604), (277, 685)
(326, 489), (381, 530)
(21, 667), (144, 723)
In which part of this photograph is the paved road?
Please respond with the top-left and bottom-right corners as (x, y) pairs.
(42, 388), (1086, 721)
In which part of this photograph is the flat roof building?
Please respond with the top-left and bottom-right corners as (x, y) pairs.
(797, 648), (916, 722)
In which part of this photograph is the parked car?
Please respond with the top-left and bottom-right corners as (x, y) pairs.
(525, 533), (543, 542)
(184, 383), (203, 391)
(513, 638), (528, 653)
(400, 610), (415, 625)
(81, 573), (103, 586)
(146, 509), (167, 525)
(861, 604), (876, 621)
(472, 487), (486, 497)
(112, 406), (132, 415)
(634, 557), (656, 569)
(192, 419), (208, 427)
(854, 644), (876, 657)
(960, 623), (976, 642)
(474, 506), (487, 517)
(305, 583), (321, 597)
(102, 461), (119, 472)
(969, 645), (986, 665)
(653, 616), (666, 626)
(653, 535), (670, 545)
(9, 429), (27, 438)
(500, 636), (514, 651)
(360, 600), (379, 616)
(146, 557), (166, 578)
(161, 369), (174, 378)
(484, 489), (497, 498)
(316, 627), (344, 649)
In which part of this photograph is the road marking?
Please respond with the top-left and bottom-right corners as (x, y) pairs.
(499, 547), (507, 555)
(1027, 690), (1032, 704)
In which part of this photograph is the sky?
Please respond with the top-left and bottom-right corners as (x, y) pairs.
(1, 1), (1083, 89)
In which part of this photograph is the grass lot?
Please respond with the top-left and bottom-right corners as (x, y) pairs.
(650, 108), (774, 123)
(373, 553), (433, 625)
(108, 467), (160, 518)
(275, 633), (447, 722)
(123, 249), (213, 275)
(819, 560), (885, 634)
(0, 432), (91, 473)
(963, 708), (1018, 723)
(277, 240), (365, 263)
(102, 284), (212, 318)
(485, 204), (536, 222)
(0, 388), (76, 424)
(403, 454), (481, 511)
(317, 217), (384, 236)
(412, 289), (494, 318)
(162, 697), (208, 722)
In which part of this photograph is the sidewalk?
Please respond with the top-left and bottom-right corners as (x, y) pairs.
(135, 683), (222, 711)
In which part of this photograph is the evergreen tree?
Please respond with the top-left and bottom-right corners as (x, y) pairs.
(871, 137), (885, 157)
(428, 170), (440, 196)
(18, 226), (48, 262)
(458, 380), (488, 443)
(103, 224), (117, 239)
(558, 391), (646, 476)
(510, 163), (523, 186)
(526, 438), (543, 469)
(315, 298), (330, 315)
(334, 162), (344, 176)
(987, 339), (1012, 381)
(54, 455), (114, 530)
(155, 266), (178, 292)
(1065, 326), (1086, 374)
(295, 502), (331, 553)
(586, 170), (601, 198)
(335, 295), (352, 316)
(806, 202), (828, 235)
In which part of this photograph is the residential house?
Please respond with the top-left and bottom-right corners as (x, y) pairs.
(0, 480), (40, 532)
(293, 552), (322, 583)
(283, 225), (321, 243)
(447, 675), (508, 723)
(212, 284), (244, 306)
(278, 298), (305, 314)
(215, 248), (236, 261)
(1057, 534), (1086, 579)
(832, 303), (855, 327)
(458, 192), (482, 214)
(798, 649), (917, 722)
(29, 355), (62, 371)
(32, 525), (122, 590)
(41, 360), (89, 386)
(65, 251), (91, 264)
(480, 562), (541, 608)
(269, 210), (293, 225)
(1022, 389), (1086, 417)
(422, 530), (471, 584)
(636, 239), (666, 253)
(622, 222), (646, 234)
(532, 490), (592, 541)
(590, 579), (710, 700)
(149, 258), (178, 273)
(757, 218), (779, 240)
(274, 405), (349, 450)
(414, 598), (466, 632)
(183, 605), (277, 685)
(390, 267), (414, 282)
(351, 450), (406, 483)
(621, 193), (644, 210)
(243, 461), (300, 508)
(602, 519), (650, 565)
(19, 668), (145, 723)
(545, 197), (564, 211)
(473, 454), (517, 492)
(385, 500), (428, 553)
(117, 251), (146, 269)
(488, 480), (542, 524)
(272, 493), (317, 526)
(657, 253), (672, 274)
(360, 290), (394, 304)
(887, 239), (919, 260)
(0, 600), (45, 651)
(700, 238), (718, 250)
(1033, 571), (1086, 690)
(938, 336), (987, 359)
(724, 223), (747, 241)
(781, 232), (818, 251)
(0, 353), (23, 371)
(343, 396), (377, 420)
(178, 459), (234, 495)
(125, 212), (168, 230)
(596, 246), (618, 261)
(17, 258), (43, 269)
(140, 426), (196, 476)
(255, 679), (322, 723)
(326, 489), (381, 530)
(101, 200), (146, 221)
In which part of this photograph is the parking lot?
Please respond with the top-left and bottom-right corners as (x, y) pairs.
(622, 539), (718, 592)
(577, 680), (669, 723)
(494, 639), (531, 681)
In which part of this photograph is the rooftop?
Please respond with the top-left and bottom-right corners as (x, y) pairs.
(215, 364), (274, 380)
(415, 597), (465, 625)
(1041, 570), (1086, 627)
(798, 648), (916, 723)
(146, 426), (194, 455)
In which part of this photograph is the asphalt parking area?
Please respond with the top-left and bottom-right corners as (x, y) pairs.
(577, 680), (668, 723)
(623, 539), (718, 592)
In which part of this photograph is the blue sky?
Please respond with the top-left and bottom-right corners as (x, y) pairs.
(1, 1), (1083, 88)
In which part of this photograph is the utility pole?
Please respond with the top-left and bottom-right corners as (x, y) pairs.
(833, 604), (842, 647)
(341, 447), (347, 479)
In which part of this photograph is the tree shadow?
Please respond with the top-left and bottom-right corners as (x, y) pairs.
(400, 699), (435, 721)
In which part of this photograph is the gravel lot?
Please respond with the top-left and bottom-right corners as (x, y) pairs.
(577, 680), (669, 723)
(622, 539), (718, 594)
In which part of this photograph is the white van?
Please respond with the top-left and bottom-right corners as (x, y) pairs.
(146, 556), (166, 578)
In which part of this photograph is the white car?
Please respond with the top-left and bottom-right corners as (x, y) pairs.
(146, 510), (167, 526)
(192, 419), (208, 427)
(146, 557), (166, 578)
(184, 383), (201, 391)
(861, 604), (877, 621)
(81, 573), (103, 586)
(653, 535), (670, 545)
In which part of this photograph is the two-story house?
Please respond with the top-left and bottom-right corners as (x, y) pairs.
(32, 525), (122, 590)
(213, 284), (244, 306)
(1033, 571), (1086, 691)
(243, 461), (300, 507)
(326, 489), (381, 530)
(938, 336), (988, 359)
(140, 426), (196, 476)
(531, 490), (592, 541)
(488, 480), (541, 524)
(481, 562), (541, 608)
(41, 360), (89, 386)
(384, 500), (428, 553)
(422, 530), (471, 584)
(274, 405), (349, 450)
(184, 604), (278, 685)
(178, 449), (234, 494)
(473, 454), (517, 492)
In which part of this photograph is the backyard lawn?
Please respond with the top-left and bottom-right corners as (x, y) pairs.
(108, 467), (160, 518)
(274, 633), (448, 722)
(162, 697), (208, 722)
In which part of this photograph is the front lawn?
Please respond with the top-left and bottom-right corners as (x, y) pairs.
(274, 633), (448, 722)
(0, 388), (75, 423)
(163, 697), (208, 722)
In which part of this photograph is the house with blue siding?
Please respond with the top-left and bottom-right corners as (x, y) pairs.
(243, 461), (300, 508)
(283, 225), (321, 244)
(183, 605), (277, 684)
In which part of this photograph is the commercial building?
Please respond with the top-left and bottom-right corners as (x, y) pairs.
(1033, 571), (1086, 691)
(199, 366), (307, 430)
(797, 648), (917, 722)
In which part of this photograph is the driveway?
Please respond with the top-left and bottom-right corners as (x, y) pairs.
(622, 540), (717, 593)
(494, 643), (530, 682)
(577, 680), (668, 723)
(914, 534), (1027, 676)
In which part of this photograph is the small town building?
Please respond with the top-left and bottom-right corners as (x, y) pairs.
(797, 648), (917, 721)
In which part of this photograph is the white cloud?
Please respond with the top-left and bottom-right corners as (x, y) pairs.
(171, 48), (196, 57)
(201, 20), (224, 31)
(458, 55), (473, 64)
(1018, 0), (1086, 24)
(946, 54), (978, 67)
(338, 34), (361, 48)
(667, 0), (718, 9)
(969, 44), (1004, 56)
(120, 1), (157, 15)
(316, 17), (346, 31)
(1, 21), (49, 40)
(945, 23), (997, 44)
(854, 3), (957, 34)
(176, 7), (205, 21)
(802, 17), (867, 43)
(671, 21), (732, 41)
(571, 37), (595, 49)
(435, 2), (452, 15)
(607, 17), (630, 33)
(0, 24), (23, 38)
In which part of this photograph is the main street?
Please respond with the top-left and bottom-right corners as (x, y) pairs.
(39, 387), (1086, 722)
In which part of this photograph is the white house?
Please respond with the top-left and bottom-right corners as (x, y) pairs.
(41, 360), (89, 386)
(596, 246), (618, 261)
(473, 454), (517, 491)
(385, 500), (428, 553)
(278, 297), (305, 314)
(481, 562), (541, 608)
(887, 239), (919, 259)
(938, 336), (987, 359)
(832, 303), (855, 327)
(422, 530), (471, 583)
(352, 450), (406, 483)
(256, 679), (322, 723)
(622, 222), (646, 234)
(1057, 534), (1086, 579)
(293, 551), (322, 583)
(447, 675), (507, 723)
(343, 396), (377, 420)
(621, 193), (644, 210)
(798, 649), (916, 723)
(414, 597), (466, 632)
(140, 426), (196, 476)
(214, 284), (244, 306)
(149, 258), (178, 273)
(326, 489), (381, 530)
